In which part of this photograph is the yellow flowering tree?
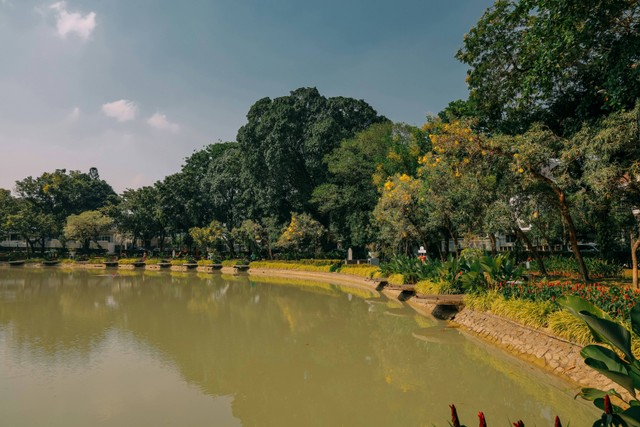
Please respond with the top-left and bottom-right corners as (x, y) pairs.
(189, 219), (228, 257)
(276, 213), (325, 257)
(373, 174), (431, 255)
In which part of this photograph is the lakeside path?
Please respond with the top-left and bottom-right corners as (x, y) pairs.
(0, 262), (621, 400)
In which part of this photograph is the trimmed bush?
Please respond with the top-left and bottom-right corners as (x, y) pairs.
(339, 265), (380, 278)
(249, 261), (336, 272)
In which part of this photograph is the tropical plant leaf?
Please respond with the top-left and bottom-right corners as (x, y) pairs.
(619, 406), (640, 427)
(586, 358), (636, 397)
(558, 295), (612, 321)
(580, 312), (634, 362)
(631, 304), (640, 337)
(581, 345), (629, 373)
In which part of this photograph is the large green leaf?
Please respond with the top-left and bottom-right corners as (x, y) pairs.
(580, 312), (633, 362)
(558, 295), (612, 320)
(585, 358), (636, 397)
(581, 345), (629, 374)
(631, 304), (640, 337)
(619, 406), (640, 427)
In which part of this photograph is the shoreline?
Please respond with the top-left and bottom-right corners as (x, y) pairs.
(1, 262), (619, 397)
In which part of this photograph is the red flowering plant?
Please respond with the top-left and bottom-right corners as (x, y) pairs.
(493, 280), (640, 321)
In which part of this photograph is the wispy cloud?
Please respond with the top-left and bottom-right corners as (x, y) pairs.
(66, 106), (80, 123)
(102, 100), (138, 122)
(49, 1), (96, 40)
(147, 112), (180, 132)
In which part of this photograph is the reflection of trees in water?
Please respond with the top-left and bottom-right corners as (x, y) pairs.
(0, 269), (114, 361)
(0, 269), (594, 426)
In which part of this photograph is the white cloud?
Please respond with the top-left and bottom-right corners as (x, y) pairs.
(147, 112), (180, 132)
(66, 106), (80, 122)
(102, 100), (138, 122)
(49, 1), (96, 40)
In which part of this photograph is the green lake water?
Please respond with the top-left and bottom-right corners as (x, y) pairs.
(0, 268), (597, 426)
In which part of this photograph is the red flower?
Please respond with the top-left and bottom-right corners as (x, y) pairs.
(478, 411), (487, 427)
(604, 395), (612, 414)
(450, 404), (461, 427)
(513, 421), (525, 427)
(554, 415), (562, 427)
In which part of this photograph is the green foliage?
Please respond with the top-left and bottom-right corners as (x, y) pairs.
(379, 255), (441, 284)
(237, 87), (386, 221)
(313, 122), (429, 248)
(548, 310), (593, 346)
(464, 291), (553, 329)
(189, 220), (227, 253)
(338, 265), (380, 278)
(532, 256), (623, 279)
(415, 279), (454, 295)
(63, 210), (113, 251)
(248, 261), (338, 273)
(458, 0), (640, 134)
(495, 281), (640, 320)
(561, 297), (640, 426)
(490, 298), (555, 329)
(276, 213), (325, 257)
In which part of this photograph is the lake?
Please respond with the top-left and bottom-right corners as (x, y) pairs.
(0, 268), (596, 426)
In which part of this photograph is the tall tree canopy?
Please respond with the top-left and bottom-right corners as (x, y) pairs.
(457, 0), (640, 134)
(237, 87), (387, 221)
(313, 122), (428, 248)
(13, 168), (117, 243)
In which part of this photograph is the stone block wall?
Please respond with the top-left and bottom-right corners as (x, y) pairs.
(454, 308), (621, 395)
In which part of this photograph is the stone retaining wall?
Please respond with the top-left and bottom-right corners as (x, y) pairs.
(453, 308), (621, 395)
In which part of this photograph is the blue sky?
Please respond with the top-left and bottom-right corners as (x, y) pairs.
(0, 0), (494, 192)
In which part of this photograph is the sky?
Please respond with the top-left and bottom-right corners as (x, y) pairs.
(0, 0), (494, 193)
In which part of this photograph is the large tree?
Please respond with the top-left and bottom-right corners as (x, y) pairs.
(458, 0), (640, 134)
(14, 168), (117, 243)
(63, 210), (113, 252)
(237, 87), (387, 222)
(576, 105), (640, 287)
(312, 122), (428, 249)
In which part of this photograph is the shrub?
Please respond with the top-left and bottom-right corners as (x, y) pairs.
(532, 255), (623, 278)
(380, 255), (441, 284)
(249, 261), (336, 272)
(489, 298), (554, 329)
(415, 279), (454, 295)
(339, 265), (380, 278)
(386, 274), (405, 285)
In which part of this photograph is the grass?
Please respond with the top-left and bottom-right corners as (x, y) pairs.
(547, 310), (593, 345)
(465, 291), (553, 329)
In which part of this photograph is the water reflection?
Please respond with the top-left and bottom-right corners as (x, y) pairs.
(0, 269), (596, 426)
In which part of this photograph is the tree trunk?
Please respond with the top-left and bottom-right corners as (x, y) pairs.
(452, 233), (459, 258)
(632, 232), (640, 290)
(488, 233), (497, 255)
(514, 227), (547, 276)
(441, 229), (449, 260)
(558, 192), (589, 282)
(531, 170), (589, 282)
